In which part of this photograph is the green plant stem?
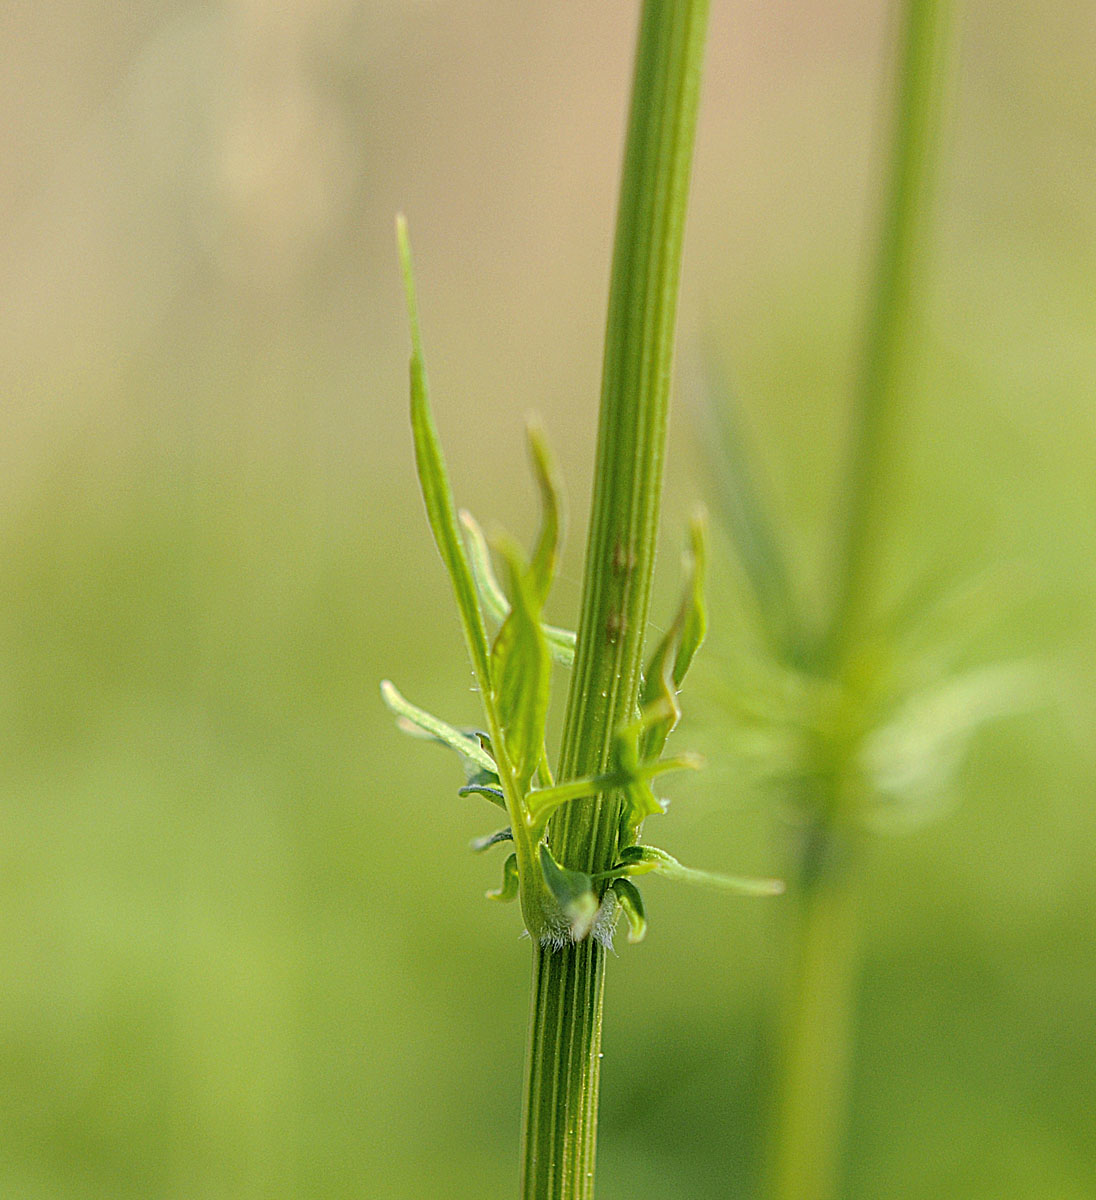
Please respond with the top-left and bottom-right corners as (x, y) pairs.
(826, 0), (955, 666)
(767, 850), (861, 1200)
(519, 4), (710, 1198)
(769, 5), (955, 1199)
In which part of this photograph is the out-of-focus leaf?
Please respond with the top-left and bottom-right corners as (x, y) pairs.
(639, 513), (708, 760)
(461, 509), (577, 666)
(490, 538), (551, 792)
(471, 828), (513, 852)
(674, 513), (709, 685)
(487, 853), (520, 902)
(697, 357), (804, 665)
(397, 216), (493, 692)
(539, 844), (598, 942)
(611, 877), (647, 943)
(463, 760), (501, 787)
(616, 844), (785, 896)
(527, 423), (564, 602)
(381, 680), (497, 775)
(860, 660), (1044, 831)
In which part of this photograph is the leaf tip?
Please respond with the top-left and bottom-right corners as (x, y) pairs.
(395, 214), (422, 355)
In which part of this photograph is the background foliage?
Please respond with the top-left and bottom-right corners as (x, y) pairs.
(2, 3), (1094, 1197)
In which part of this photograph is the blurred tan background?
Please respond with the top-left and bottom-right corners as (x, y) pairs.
(2, 3), (1094, 1198)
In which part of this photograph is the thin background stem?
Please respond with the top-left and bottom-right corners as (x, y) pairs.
(520, 3), (710, 1197)
(769, 3), (957, 1199)
(825, 0), (956, 667)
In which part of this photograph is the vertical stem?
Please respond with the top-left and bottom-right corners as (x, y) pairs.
(766, 850), (861, 1200)
(826, 0), (955, 664)
(520, 4), (710, 1198)
(770, 4), (956, 1199)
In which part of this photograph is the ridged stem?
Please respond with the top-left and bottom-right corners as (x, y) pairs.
(519, 4), (710, 1198)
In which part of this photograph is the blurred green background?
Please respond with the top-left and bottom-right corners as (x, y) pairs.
(2, 3), (1094, 1197)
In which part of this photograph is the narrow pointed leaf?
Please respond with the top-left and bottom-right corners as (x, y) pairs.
(618, 844), (785, 896)
(490, 537), (551, 793)
(525, 775), (600, 825)
(639, 514), (708, 760)
(461, 508), (577, 666)
(539, 844), (598, 942)
(460, 509), (511, 625)
(397, 217), (493, 693)
(381, 680), (497, 775)
(487, 853), (520, 901)
(611, 877), (647, 943)
(464, 761), (501, 788)
(674, 512), (708, 686)
(471, 827), (513, 852)
(610, 704), (687, 836)
(527, 423), (564, 602)
(698, 357), (804, 663)
(458, 784), (507, 810)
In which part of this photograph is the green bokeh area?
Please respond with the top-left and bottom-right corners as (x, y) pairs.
(2, 4), (1094, 1198)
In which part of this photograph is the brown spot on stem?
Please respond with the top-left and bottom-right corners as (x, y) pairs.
(612, 541), (636, 574)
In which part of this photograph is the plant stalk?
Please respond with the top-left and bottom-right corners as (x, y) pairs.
(519, 3), (710, 1197)
(826, 0), (956, 666)
(766, 842), (861, 1200)
(769, 4), (956, 1199)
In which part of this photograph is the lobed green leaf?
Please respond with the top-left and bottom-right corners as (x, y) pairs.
(610, 706), (704, 839)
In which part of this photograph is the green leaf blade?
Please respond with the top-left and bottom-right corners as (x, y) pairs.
(459, 509), (511, 626)
(461, 507), (578, 666)
(487, 853), (520, 902)
(639, 514), (709, 761)
(380, 680), (497, 776)
(698, 358), (804, 664)
(618, 844), (785, 896)
(527, 423), (564, 602)
(397, 216), (493, 693)
(490, 539), (552, 794)
(611, 877), (647, 943)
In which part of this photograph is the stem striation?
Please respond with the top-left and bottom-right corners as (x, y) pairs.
(520, 4), (710, 1197)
